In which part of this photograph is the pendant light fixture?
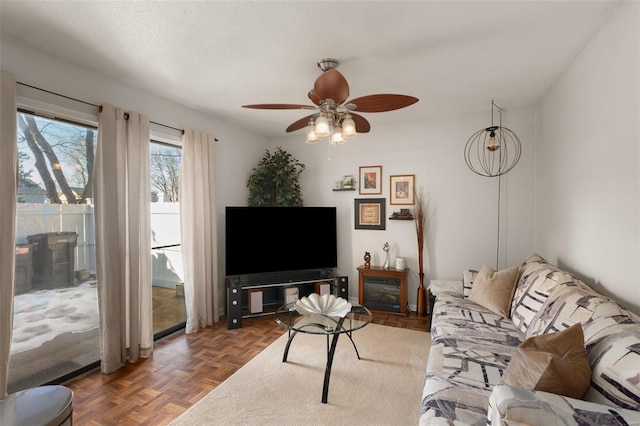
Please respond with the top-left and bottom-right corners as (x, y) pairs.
(464, 100), (522, 271)
(464, 100), (521, 177)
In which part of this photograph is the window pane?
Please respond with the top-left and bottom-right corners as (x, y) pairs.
(10, 112), (99, 393)
(150, 142), (185, 335)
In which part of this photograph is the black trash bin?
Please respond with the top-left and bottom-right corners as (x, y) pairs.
(14, 244), (34, 294)
(27, 232), (78, 290)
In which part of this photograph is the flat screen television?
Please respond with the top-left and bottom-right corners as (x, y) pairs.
(225, 206), (338, 277)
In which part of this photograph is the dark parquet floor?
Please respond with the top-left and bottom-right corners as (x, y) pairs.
(65, 310), (430, 425)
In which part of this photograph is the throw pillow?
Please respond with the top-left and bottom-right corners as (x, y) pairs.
(501, 323), (592, 399)
(468, 264), (519, 318)
(462, 269), (477, 298)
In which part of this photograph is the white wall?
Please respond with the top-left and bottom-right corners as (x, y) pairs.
(1, 34), (268, 309)
(10, 4), (636, 317)
(272, 107), (536, 308)
(535, 0), (640, 313)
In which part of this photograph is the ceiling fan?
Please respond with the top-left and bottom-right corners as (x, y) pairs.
(242, 58), (419, 144)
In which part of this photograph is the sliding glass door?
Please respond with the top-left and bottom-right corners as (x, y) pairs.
(9, 118), (186, 392)
(150, 141), (186, 337)
(9, 112), (99, 392)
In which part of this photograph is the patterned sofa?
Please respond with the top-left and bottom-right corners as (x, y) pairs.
(420, 253), (640, 425)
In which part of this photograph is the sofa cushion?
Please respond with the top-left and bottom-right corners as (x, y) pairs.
(501, 323), (591, 399)
(524, 279), (638, 346)
(423, 292), (523, 425)
(510, 253), (564, 334)
(468, 265), (518, 318)
(431, 292), (522, 345)
(585, 329), (640, 411)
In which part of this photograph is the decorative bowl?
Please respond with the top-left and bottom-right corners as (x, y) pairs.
(295, 293), (352, 318)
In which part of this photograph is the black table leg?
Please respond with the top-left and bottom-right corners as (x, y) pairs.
(280, 317), (359, 404)
(282, 329), (299, 362)
(321, 317), (346, 403)
(345, 330), (361, 359)
(282, 322), (325, 362)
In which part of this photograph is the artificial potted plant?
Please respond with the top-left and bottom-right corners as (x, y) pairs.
(247, 147), (305, 207)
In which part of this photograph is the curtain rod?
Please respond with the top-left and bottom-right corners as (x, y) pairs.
(17, 81), (219, 141)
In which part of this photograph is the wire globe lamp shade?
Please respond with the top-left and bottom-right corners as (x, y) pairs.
(464, 125), (521, 177)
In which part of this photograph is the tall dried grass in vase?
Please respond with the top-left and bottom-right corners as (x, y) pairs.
(414, 187), (429, 316)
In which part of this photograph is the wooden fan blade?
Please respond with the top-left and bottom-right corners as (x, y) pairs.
(347, 94), (419, 113)
(286, 114), (316, 133)
(314, 69), (350, 104)
(242, 104), (317, 110)
(351, 113), (371, 133)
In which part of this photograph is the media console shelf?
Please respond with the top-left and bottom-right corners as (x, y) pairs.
(226, 272), (349, 329)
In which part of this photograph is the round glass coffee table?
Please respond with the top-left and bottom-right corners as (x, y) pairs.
(275, 302), (372, 403)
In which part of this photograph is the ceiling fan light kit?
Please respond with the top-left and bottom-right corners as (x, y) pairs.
(243, 58), (419, 145)
(314, 114), (331, 138)
(305, 118), (320, 144)
(341, 113), (356, 138)
(330, 125), (345, 145)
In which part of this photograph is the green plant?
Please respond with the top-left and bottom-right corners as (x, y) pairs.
(247, 147), (305, 206)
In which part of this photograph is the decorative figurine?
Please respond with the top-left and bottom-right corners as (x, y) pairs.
(364, 251), (371, 267)
(382, 242), (390, 269)
(341, 175), (356, 189)
(389, 208), (414, 220)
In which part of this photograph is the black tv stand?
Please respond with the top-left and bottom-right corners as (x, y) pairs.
(225, 270), (348, 329)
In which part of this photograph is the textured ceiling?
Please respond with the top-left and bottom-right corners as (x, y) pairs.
(0, 1), (620, 138)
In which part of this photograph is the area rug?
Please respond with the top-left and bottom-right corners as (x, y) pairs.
(170, 323), (430, 426)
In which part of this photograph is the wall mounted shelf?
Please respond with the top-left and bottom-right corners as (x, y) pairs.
(332, 188), (356, 192)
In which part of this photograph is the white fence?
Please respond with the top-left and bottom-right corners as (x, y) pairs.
(16, 202), (183, 287)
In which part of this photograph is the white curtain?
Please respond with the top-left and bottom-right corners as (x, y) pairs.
(0, 71), (17, 396)
(180, 129), (218, 334)
(95, 104), (153, 374)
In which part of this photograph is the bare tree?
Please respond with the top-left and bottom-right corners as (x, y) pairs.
(84, 128), (94, 201)
(57, 128), (95, 202)
(17, 151), (43, 203)
(150, 147), (181, 202)
(18, 151), (33, 182)
(18, 113), (176, 205)
(18, 114), (62, 203)
(18, 113), (95, 204)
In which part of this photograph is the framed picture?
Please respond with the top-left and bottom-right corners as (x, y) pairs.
(359, 165), (382, 195)
(390, 174), (415, 205)
(354, 198), (386, 230)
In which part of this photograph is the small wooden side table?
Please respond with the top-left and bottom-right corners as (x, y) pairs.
(357, 265), (408, 315)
